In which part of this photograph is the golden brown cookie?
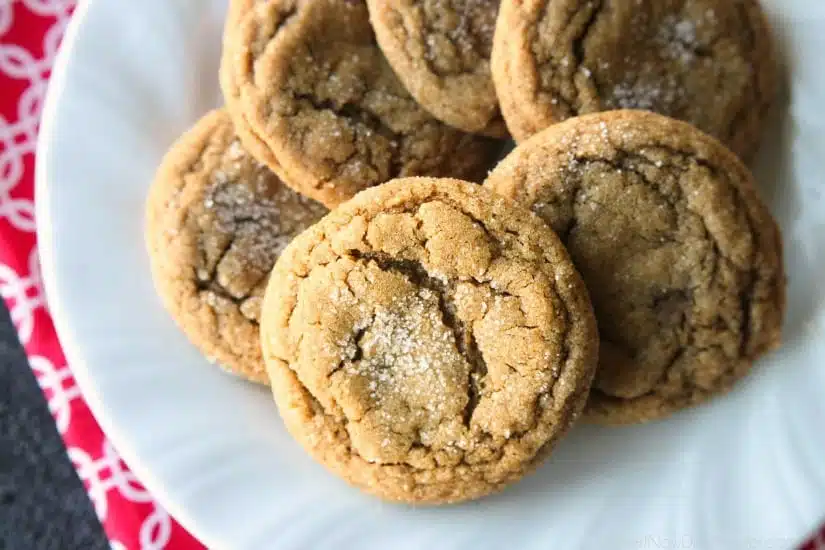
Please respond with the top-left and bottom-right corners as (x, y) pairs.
(485, 111), (785, 424)
(219, 0), (291, 185)
(367, 0), (506, 137)
(146, 110), (327, 384)
(261, 177), (598, 503)
(491, 0), (777, 159)
(220, 0), (500, 208)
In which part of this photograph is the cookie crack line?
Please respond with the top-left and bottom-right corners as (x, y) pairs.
(412, 3), (493, 80)
(290, 94), (400, 143)
(291, 92), (403, 179)
(195, 232), (263, 321)
(328, 324), (369, 379)
(551, 144), (767, 399)
(347, 249), (487, 428)
(514, 0), (775, 159)
(568, 146), (749, 274)
(245, 3), (298, 68)
(628, 145), (762, 359)
(276, 5), (298, 36)
(527, 0), (604, 114)
(265, 185), (594, 481)
(568, 0), (603, 111)
(196, 280), (259, 323)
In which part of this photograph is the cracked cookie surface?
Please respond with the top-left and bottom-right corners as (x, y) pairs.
(146, 110), (327, 384)
(261, 177), (598, 503)
(367, 0), (506, 136)
(485, 111), (785, 424)
(221, 0), (500, 208)
(491, 0), (777, 158)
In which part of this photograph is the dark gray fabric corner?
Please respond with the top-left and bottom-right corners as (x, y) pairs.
(0, 303), (108, 550)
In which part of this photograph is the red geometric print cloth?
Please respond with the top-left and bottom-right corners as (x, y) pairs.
(0, 1), (822, 549)
(0, 1), (203, 548)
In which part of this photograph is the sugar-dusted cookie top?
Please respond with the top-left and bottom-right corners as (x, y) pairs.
(261, 177), (598, 503)
(367, 0), (506, 136)
(486, 110), (785, 424)
(221, 0), (500, 208)
(491, 0), (777, 158)
(146, 110), (327, 384)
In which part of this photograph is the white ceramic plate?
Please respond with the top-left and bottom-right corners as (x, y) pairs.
(37, 0), (825, 548)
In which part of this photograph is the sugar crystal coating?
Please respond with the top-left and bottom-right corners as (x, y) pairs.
(261, 177), (599, 503)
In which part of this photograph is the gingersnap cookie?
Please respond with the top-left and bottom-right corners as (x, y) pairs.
(366, 0), (506, 137)
(491, 0), (777, 159)
(261, 177), (598, 503)
(485, 111), (785, 424)
(220, 0), (500, 209)
(146, 109), (327, 384)
(219, 0), (292, 185)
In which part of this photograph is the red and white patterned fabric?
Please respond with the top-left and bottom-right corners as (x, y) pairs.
(0, 1), (202, 548)
(0, 1), (823, 549)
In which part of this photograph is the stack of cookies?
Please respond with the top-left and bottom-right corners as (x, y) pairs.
(146, 0), (785, 505)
